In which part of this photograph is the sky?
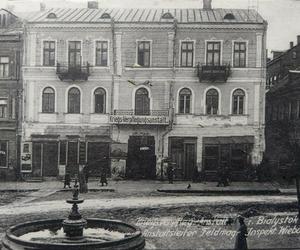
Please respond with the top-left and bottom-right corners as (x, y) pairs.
(1, 0), (300, 56)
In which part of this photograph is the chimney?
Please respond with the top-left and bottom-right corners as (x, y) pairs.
(203, 0), (212, 10)
(290, 41), (294, 49)
(40, 2), (46, 11)
(88, 1), (98, 9)
(298, 35), (300, 45)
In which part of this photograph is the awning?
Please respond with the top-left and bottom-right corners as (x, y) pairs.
(203, 136), (254, 145)
(31, 134), (59, 141)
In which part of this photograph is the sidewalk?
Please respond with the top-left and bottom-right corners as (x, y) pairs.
(0, 179), (292, 195)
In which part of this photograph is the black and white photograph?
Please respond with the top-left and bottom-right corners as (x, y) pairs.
(0, 0), (300, 249)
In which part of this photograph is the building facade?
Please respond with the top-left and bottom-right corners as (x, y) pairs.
(265, 37), (300, 173)
(0, 9), (22, 181)
(22, 1), (267, 180)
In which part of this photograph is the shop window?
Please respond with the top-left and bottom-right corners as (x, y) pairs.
(181, 41), (194, 67)
(233, 42), (246, 68)
(95, 41), (108, 66)
(0, 99), (7, 118)
(137, 41), (150, 67)
(0, 56), (9, 78)
(94, 88), (106, 113)
(43, 41), (55, 66)
(206, 42), (221, 66)
(232, 89), (245, 115)
(206, 88), (219, 115)
(179, 88), (192, 114)
(0, 141), (8, 168)
(135, 88), (150, 115)
(68, 87), (80, 114)
(42, 87), (55, 113)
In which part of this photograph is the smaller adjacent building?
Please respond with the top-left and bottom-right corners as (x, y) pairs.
(265, 36), (300, 173)
(0, 9), (22, 180)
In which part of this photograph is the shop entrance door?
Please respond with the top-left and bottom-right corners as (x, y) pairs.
(126, 136), (156, 179)
(66, 141), (79, 177)
(43, 142), (58, 176)
(169, 138), (197, 180)
(87, 142), (110, 177)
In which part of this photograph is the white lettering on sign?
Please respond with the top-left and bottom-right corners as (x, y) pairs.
(109, 115), (169, 125)
(140, 147), (150, 151)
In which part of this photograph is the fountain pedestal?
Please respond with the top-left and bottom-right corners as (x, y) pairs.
(62, 179), (87, 243)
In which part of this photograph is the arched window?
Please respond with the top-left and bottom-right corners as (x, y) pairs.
(135, 88), (150, 115)
(162, 12), (173, 19)
(68, 87), (80, 113)
(94, 88), (106, 113)
(100, 13), (111, 19)
(42, 87), (55, 113)
(232, 89), (245, 115)
(206, 88), (219, 115)
(179, 88), (192, 114)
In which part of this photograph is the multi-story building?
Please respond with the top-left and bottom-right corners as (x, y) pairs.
(0, 9), (22, 181)
(265, 37), (300, 171)
(22, 0), (267, 181)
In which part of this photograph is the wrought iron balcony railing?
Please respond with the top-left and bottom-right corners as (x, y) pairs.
(113, 109), (169, 116)
(56, 62), (90, 81)
(197, 63), (231, 82)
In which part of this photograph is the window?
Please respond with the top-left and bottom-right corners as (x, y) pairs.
(224, 13), (235, 20)
(0, 99), (7, 118)
(42, 87), (55, 113)
(94, 88), (106, 113)
(100, 13), (111, 19)
(95, 41), (108, 66)
(68, 87), (80, 114)
(162, 12), (173, 19)
(135, 88), (150, 115)
(137, 41), (150, 67)
(206, 42), (221, 66)
(232, 89), (245, 115)
(47, 13), (57, 19)
(292, 51), (297, 59)
(233, 42), (246, 68)
(0, 141), (8, 168)
(206, 88), (219, 115)
(181, 41), (194, 67)
(0, 57), (9, 77)
(68, 41), (81, 68)
(179, 88), (192, 114)
(43, 41), (55, 66)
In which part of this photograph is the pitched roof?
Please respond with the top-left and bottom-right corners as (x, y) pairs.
(24, 8), (265, 24)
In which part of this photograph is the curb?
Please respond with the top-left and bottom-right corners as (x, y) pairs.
(156, 189), (281, 195)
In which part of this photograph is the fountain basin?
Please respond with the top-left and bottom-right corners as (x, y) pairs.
(2, 218), (145, 250)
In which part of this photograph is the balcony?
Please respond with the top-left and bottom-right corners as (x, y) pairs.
(110, 110), (169, 125)
(197, 63), (231, 82)
(56, 62), (90, 81)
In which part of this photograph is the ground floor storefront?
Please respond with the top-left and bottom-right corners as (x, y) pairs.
(0, 129), (19, 181)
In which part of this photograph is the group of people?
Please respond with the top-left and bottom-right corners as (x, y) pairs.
(63, 162), (108, 191)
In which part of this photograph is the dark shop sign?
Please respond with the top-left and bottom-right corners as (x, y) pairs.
(109, 115), (169, 125)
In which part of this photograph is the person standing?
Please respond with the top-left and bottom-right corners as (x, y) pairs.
(167, 161), (174, 184)
(64, 172), (71, 188)
(100, 166), (108, 186)
(234, 216), (248, 250)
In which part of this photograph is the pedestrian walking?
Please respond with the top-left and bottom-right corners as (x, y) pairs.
(100, 166), (108, 186)
(64, 172), (71, 188)
(234, 216), (248, 250)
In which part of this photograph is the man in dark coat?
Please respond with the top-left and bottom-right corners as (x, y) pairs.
(100, 166), (108, 186)
(234, 216), (248, 250)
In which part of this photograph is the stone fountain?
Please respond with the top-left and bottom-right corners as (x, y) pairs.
(2, 178), (145, 250)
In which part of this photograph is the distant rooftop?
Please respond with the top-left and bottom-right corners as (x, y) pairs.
(24, 8), (265, 24)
